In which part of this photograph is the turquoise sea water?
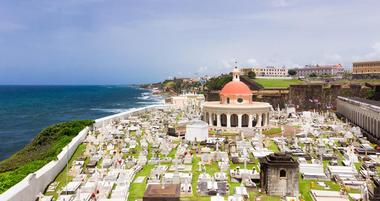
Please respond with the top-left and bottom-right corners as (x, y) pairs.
(0, 85), (162, 161)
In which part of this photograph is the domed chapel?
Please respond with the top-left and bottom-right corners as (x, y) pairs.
(202, 66), (272, 129)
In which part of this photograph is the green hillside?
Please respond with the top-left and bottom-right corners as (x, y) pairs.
(0, 120), (94, 193)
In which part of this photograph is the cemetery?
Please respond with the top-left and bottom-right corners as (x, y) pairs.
(34, 96), (380, 201)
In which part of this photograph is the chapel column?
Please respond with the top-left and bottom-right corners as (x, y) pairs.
(256, 113), (262, 127)
(262, 113), (267, 126)
(248, 114), (253, 128)
(217, 113), (221, 127)
(227, 114), (231, 128)
(208, 113), (212, 126)
(238, 114), (242, 128)
(267, 113), (270, 126)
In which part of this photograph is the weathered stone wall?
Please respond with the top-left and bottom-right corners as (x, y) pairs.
(266, 167), (299, 196)
(374, 85), (380, 100)
(288, 84), (372, 111)
(205, 91), (220, 101)
(289, 84), (324, 111)
(258, 94), (287, 109)
(353, 73), (380, 79)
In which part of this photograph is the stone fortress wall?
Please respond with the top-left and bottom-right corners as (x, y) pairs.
(0, 104), (167, 201)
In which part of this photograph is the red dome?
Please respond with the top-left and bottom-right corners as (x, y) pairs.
(220, 81), (252, 95)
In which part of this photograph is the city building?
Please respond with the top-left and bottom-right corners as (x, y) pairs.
(259, 153), (299, 197)
(202, 67), (272, 129)
(352, 60), (380, 79)
(336, 96), (380, 143)
(241, 66), (288, 77)
(296, 64), (344, 77)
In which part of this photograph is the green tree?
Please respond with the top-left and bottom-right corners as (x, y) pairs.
(248, 71), (256, 79)
(342, 72), (352, 79)
(288, 69), (297, 76)
(205, 74), (232, 90)
(365, 89), (375, 99)
(309, 72), (317, 77)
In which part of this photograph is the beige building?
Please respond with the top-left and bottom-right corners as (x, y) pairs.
(337, 96), (380, 143)
(352, 61), (380, 79)
(202, 67), (272, 128)
(242, 66), (288, 77)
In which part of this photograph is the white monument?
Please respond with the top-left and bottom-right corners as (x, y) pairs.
(185, 120), (209, 142)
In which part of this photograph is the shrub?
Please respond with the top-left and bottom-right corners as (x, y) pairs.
(248, 71), (256, 79)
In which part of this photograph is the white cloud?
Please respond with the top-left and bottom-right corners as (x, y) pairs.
(323, 53), (343, 64)
(245, 58), (259, 66)
(196, 66), (208, 74)
(220, 59), (237, 69)
(353, 42), (380, 61)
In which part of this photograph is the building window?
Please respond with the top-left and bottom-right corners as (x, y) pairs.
(237, 98), (243, 103)
(227, 98), (230, 104)
(280, 169), (286, 178)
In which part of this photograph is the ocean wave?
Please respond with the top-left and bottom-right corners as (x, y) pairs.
(141, 92), (151, 96)
(136, 102), (157, 105)
(137, 96), (150, 100)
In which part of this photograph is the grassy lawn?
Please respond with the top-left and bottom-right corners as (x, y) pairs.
(254, 78), (303, 88)
(167, 145), (178, 158)
(257, 194), (281, 201)
(209, 130), (237, 136)
(244, 190), (281, 201)
(45, 143), (87, 199)
(354, 162), (362, 171)
(265, 140), (280, 152)
(263, 127), (282, 135)
(128, 164), (155, 201)
(299, 178), (341, 201)
(180, 155), (211, 201)
(176, 112), (184, 122)
(204, 161), (220, 176)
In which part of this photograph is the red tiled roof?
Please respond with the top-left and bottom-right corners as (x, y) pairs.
(220, 80), (252, 95)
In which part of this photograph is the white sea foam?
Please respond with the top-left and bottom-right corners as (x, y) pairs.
(92, 90), (164, 114)
(137, 96), (150, 100)
(91, 108), (137, 114)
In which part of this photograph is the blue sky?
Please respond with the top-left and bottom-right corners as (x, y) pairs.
(0, 0), (380, 84)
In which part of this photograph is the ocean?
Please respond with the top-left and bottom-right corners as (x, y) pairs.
(0, 85), (163, 161)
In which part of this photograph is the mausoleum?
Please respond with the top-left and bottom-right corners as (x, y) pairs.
(259, 153), (299, 196)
